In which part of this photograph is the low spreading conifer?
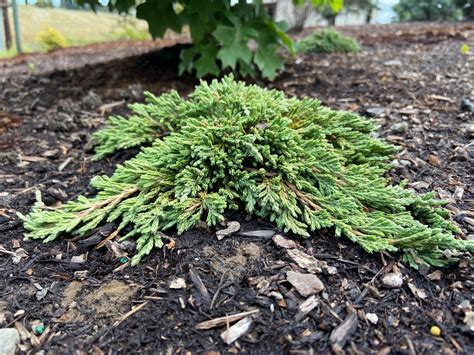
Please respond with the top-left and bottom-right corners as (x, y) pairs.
(20, 76), (473, 267)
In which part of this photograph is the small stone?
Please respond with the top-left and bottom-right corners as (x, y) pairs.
(325, 266), (338, 275)
(382, 272), (403, 288)
(461, 123), (474, 138)
(286, 271), (324, 297)
(463, 311), (474, 333)
(272, 234), (298, 249)
(430, 325), (441, 337)
(389, 121), (409, 134)
(366, 313), (379, 325)
(73, 270), (88, 280)
(460, 98), (474, 112)
(169, 278), (186, 289)
(459, 300), (471, 312)
(71, 254), (87, 263)
(0, 328), (20, 355)
(348, 288), (360, 300)
(427, 270), (442, 281)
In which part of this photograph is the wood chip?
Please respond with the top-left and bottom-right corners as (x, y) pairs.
(216, 221), (240, 240)
(287, 271), (324, 297)
(429, 94), (454, 103)
(71, 254), (87, 263)
(272, 234), (298, 249)
(169, 277), (186, 289)
(19, 155), (47, 162)
(98, 100), (126, 115)
(407, 283), (427, 300)
(329, 310), (359, 352)
(113, 301), (149, 327)
(195, 309), (259, 330)
(58, 157), (73, 172)
(286, 248), (322, 273)
(238, 230), (275, 239)
(189, 268), (211, 304)
(427, 154), (442, 167)
(294, 295), (319, 322)
(14, 321), (31, 341)
(220, 316), (253, 345)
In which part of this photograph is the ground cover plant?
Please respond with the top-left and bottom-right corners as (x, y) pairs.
(19, 76), (473, 267)
(298, 28), (360, 53)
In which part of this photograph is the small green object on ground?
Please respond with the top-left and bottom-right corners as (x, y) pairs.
(34, 325), (45, 335)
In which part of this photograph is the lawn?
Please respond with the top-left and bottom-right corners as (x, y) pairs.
(1, 5), (149, 56)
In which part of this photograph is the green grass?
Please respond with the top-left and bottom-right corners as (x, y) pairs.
(1, 5), (150, 58)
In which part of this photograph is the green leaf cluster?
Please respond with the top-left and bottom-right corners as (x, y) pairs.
(73, 0), (343, 79)
(20, 76), (473, 267)
(298, 28), (360, 54)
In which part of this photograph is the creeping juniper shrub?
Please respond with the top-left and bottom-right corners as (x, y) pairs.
(21, 76), (473, 266)
(298, 28), (360, 54)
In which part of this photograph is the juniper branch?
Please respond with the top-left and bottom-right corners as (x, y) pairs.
(21, 76), (474, 267)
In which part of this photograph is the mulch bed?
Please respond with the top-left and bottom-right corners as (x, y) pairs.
(0, 22), (473, 354)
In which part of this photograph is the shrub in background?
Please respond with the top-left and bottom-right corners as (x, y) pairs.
(114, 25), (151, 41)
(37, 26), (68, 52)
(298, 28), (360, 53)
(20, 77), (473, 267)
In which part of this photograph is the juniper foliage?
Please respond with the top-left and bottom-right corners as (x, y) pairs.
(21, 76), (473, 267)
(298, 28), (360, 54)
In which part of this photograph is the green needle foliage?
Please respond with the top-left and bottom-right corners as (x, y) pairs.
(21, 76), (473, 267)
(298, 28), (360, 54)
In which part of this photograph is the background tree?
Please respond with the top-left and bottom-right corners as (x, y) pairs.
(394, 0), (463, 22)
(455, 0), (474, 19)
(1, 0), (12, 49)
(320, 0), (377, 26)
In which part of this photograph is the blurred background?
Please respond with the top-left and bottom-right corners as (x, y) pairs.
(0, 0), (472, 58)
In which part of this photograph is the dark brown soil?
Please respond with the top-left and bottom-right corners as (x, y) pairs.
(0, 23), (473, 354)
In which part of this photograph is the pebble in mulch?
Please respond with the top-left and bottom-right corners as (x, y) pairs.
(0, 328), (20, 355)
(382, 272), (403, 288)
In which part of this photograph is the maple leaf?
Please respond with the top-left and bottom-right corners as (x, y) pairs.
(136, 0), (182, 38)
(254, 44), (283, 80)
(194, 44), (220, 77)
(213, 25), (252, 70)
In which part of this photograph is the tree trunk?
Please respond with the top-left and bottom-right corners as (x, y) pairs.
(2, 0), (12, 50)
(365, 6), (373, 24)
(326, 14), (336, 26)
